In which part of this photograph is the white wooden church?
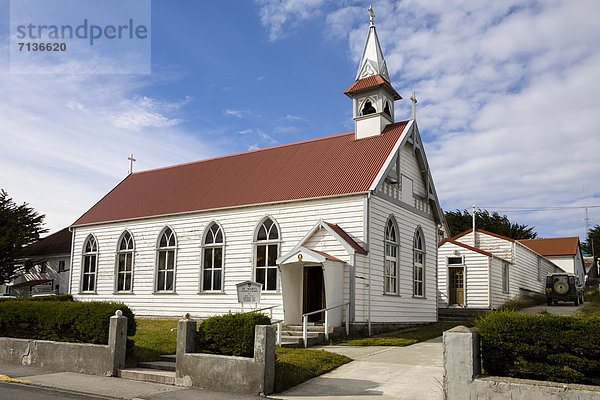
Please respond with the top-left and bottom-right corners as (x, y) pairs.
(69, 11), (444, 328)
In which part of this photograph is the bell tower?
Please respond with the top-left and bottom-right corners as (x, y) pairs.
(344, 6), (402, 140)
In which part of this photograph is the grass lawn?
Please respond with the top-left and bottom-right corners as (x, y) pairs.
(576, 284), (600, 316)
(274, 348), (351, 393)
(127, 318), (178, 365)
(127, 319), (351, 392)
(342, 320), (474, 346)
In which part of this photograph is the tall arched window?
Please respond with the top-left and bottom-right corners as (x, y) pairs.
(116, 231), (134, 292)
(81, 235), (98, 292)
(413, 228), (425, 297)
(202, 222), (224, 291)
(385, 217), (399, 294)
(156, 227), (176, 292)
(255, 218), (279, 291)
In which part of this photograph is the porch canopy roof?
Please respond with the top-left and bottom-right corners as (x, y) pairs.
(277, 246), (343, 265)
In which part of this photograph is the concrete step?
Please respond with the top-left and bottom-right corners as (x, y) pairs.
(117, 368), (176, 385)
(282, 325), (327, 332)
(279, 334), (324, 348)
(137, 360), (176, 372)
(160, 354), (176, 362)
(280, 330), (321, 337)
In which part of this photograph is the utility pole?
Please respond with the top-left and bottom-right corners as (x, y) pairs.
(472, 204), (476, 247)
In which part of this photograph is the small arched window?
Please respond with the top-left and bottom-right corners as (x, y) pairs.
(81, 235), (98, 292)
(361, 99), (376, 116)
(202, 223), (224, 291)
(255, 218), (279, 291)
(385, 218), (399, 294)
(383, 100), (391, 117)
(116, 231), (134, 292)
(413, 228), (425, 297)
(156, 227), (176, 292)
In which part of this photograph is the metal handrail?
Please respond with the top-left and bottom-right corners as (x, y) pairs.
(302, 302), (350, 347)
(241, 304), (278, 319)
(271, 319), (283, 346)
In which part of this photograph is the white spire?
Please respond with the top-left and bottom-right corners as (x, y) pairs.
(356, 6), (390, 82)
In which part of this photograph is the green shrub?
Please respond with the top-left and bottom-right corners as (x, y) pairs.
(197, 312), (270, 357)
(0, 300), (136, 343)
(0, 294), (74, 302)
(476, 311), (600, 385)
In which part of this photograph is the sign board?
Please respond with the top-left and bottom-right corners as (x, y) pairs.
(236, 280), (263, 304)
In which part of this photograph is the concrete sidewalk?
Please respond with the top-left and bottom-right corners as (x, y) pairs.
(0, 363), (262, 400)
(272, 337), (444, 400)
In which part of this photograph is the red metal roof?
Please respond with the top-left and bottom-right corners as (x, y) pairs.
(73, 122), (409, 226)
(344, 75), (402, 100)
(325, 222), (368, 255)
(438, 238), (493, 257)
(518, 237), (580, 256)
(24, 227), (72, 256)
(308, 249), (344, 263)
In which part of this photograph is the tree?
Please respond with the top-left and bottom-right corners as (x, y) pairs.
(0, 190), (47, 283)
(444, 208), (537, 240)
(582, 225), (600, 258)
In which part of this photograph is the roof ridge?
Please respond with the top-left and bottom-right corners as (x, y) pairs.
(133, 130), (356, 176)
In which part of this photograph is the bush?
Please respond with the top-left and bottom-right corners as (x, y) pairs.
(0, 300), (136, 344)
(197, 312), (270, 357)
(498, 294), (546, 311)
(476, 311), (600, 385)
(0, 294), (73, 302)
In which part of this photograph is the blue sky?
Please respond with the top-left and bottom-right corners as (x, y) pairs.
(1, 0), (599, 242)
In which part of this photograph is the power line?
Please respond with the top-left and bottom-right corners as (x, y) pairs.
(477, 205), (600, 213)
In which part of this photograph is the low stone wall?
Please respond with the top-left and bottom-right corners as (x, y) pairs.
(176, 317), (275, 395)
(0, 311), (127, 376)
(443, 326), (600, 400)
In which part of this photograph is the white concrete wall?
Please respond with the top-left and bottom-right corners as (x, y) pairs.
(71, 195), (365, 320)
(437, 242), (490, 309)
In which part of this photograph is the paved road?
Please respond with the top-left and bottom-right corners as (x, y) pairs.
(517, 302), (583, 315)
(272, 337), (444, 400)
(0, 382), (110, 400)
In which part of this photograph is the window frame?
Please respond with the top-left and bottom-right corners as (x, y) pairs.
(155, 226), (177, 293)
(384, 216), (399, 295)
(200, 222), (225, 293)
(502, 262), (510, 293)
(58, 260), (67, 272)
(80, 234), (98, 293)
(413, 227), (425, 298)
(253, 216), (281, 293)
(115, 230), (135, 293)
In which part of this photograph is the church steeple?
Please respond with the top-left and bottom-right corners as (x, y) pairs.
(356, 6), (390, 82)
(344, 6), (401, 140)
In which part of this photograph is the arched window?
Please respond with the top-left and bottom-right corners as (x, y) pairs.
(81, 235), (98, 292)
(361, 99), (376, 116)
(413, 228), (425, 297)
(255, 217), (279, 291)
(156, 227), (176, 292)
(385, 217), (399, 294)
(116, 231), (134, 292)
(383, 100), (391, 117)
(202, 222), (224, 291)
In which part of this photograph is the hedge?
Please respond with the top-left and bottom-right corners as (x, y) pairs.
(197, 312), (271, 357)
(476, 311), (600, 385)
(0, 300), (136, 344)
(0, 294), (73, 302)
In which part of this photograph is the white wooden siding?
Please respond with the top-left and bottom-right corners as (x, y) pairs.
(71, 195), (365, 320)
(489, 257), (512, 308)
(361, 195), (437, 323)
(437, 242), (490, 308)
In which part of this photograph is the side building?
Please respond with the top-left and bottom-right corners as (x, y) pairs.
(518, 237), (585, 284)
(69, 13), (444, 329)
(437, 229), (563, 309)
(1, 227), (72, 297)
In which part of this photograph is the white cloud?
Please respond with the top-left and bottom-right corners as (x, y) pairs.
(0, 47), (218, 233)
(223, 108), (249, 118)
(255, 0), (328, 41)
(256, 0), (600, 238)
(280, 114), (305, 121)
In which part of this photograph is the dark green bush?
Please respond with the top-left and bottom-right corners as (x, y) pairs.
(197, 312), (270, 357)
(476, 311), (600, 385)
(0, 294), (73, 302)
(0, 300), (136, 343)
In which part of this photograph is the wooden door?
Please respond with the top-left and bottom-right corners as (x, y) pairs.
(449, 267), (464, 306)
(303, 266), (325, 322)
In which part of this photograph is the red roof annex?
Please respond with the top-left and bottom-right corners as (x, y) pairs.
(73, 121), (409, 226)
